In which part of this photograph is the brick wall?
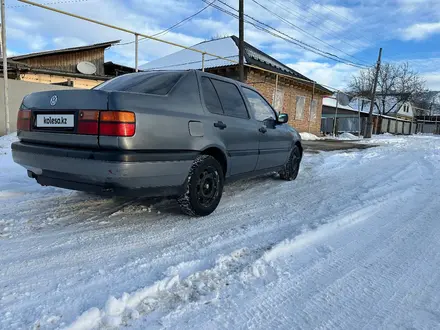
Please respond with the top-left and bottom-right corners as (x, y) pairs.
(245, 69), (324, 135)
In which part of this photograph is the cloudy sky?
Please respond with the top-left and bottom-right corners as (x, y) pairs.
(4, 0), (440, 90)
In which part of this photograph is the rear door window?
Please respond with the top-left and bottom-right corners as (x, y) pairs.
(94, 72), (183, 95)
(211, 79), (249, 119)
(201, 77), (223, 115)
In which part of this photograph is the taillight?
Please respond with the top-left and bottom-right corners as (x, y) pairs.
(17, 109), (31, 131)
(78, 110), (99, 135)
(99, 111), (136, 137)
(76, 110), (135, 137)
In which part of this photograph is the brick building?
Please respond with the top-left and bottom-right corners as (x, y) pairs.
(141, 36), (331, 134)
(4, 40), (136, 89)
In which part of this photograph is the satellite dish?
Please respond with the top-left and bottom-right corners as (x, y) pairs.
(336, 91), (351, 106)
(77, 61), (97, 75)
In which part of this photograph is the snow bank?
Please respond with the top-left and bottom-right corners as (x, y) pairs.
(0, 132), (18, 148)
(67, 249), (255, 329)
(299, 132), (322, 141)
(337, 132), (360, 141)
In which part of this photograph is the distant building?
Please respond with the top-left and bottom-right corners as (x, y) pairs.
(4, 40), (135, 88)
(321, 96), (370, 134)
(142, 36), (332, 134)
(389, 101), (415, 121)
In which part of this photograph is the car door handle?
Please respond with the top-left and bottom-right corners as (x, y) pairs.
(214, 121), (227, 130)
(259, 126), (267, 133)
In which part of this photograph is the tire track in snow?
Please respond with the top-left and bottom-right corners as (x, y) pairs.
(2, 136), (440, 330)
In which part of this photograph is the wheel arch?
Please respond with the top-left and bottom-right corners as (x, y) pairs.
(200, 145), (228, 176)
(294, 140), (303, 157)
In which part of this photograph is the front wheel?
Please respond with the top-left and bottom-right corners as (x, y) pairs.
(178, 155), (224, 216)
(279, 145), (302, 181)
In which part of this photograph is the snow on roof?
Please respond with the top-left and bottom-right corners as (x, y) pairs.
(140, 37), (241, 71)
(323, 97), (356, 111)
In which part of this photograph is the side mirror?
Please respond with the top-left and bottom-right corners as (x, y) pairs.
(278, 113), (288, 124)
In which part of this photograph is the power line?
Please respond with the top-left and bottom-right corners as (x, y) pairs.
(214, 1), (367, 68)
(308, 0), (353, 24)
(116, 1), (216, 47)
(286, 0), (371, 47)
(6, 0), (95, 8)
(274, 0), (370, 50)
(251, 0), (371, 66)
(206, 0), (369, 68)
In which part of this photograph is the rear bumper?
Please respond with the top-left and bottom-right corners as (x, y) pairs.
(12, 142), (197, 196)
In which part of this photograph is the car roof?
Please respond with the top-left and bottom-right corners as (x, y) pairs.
(131, 69), (260, 93)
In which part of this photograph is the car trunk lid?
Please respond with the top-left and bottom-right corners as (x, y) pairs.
(18, 89), (109, 148)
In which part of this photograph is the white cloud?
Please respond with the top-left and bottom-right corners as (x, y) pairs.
(399, 22), (440, 41)
(29, 35), (48, 51)
(6, 48), (18, 57)
(269, 52), (292, 60)
(287, 61), (360, 90)
(53, 37), (87, 48)
(309, 4), (356, 23)
(421, 72), (440, 90)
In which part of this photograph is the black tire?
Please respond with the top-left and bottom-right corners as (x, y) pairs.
(279, 145), (302, 181)
(177, 155), (224, 216)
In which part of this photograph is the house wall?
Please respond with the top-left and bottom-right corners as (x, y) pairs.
(18, 48), (106, 76)
(18, 72), (104, 89)
(0, 78), (76, 136)
(245, 69), (324, 134)
(396, 101), (414, 119)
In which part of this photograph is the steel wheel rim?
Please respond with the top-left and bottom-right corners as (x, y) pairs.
(196, 166), (220, 207)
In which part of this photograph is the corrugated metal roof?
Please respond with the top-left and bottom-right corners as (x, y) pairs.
(140, 36), (331, 94)
(10, 40), (121, 61)
(140, 37), (241, 70)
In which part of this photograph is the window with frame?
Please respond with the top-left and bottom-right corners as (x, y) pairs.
(272, 88), (285, 113)
(242, 88), (276, 122)
(201, 77), (223, 115)
(211, 79), (248, 119)
(310, 99), (318, 121)
(295, 96), (306, 120)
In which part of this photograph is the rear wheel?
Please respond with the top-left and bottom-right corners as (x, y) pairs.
(178, 155), (224, 216)
(279, 145), (301, 181)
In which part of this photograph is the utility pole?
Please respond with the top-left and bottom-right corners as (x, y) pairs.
(238, 0), (244, 82)
(134, 34), (138, 72)
(333, 91), (339, 136)
(365, 47), (382, 138)
(1, 0), (9, 135)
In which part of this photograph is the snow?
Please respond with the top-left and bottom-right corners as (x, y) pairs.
(323, 96), (356, 111)
(299, 132), (323, 140)
(337, 132), (360, 140)
(1, 133), (440, 329)
(300, 131), (359, 141)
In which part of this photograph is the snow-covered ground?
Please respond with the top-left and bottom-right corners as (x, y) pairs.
(1, 134), (440, 329)
(300, 132), (360, 141)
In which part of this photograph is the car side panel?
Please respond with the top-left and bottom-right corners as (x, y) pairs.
(196, 72), (259, 176)
(207, 113), (259, 175)
(237, 84), (295, 170)
(255, 124), (292, 170)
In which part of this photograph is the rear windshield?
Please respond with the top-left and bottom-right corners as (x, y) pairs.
(94, 72), (183, 95)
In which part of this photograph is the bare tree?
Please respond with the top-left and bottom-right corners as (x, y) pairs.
(412, 91), (440, 115)
(349, 62), (426, 115)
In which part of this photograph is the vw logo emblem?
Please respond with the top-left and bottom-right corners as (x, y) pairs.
(50, 95), (58, 106)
